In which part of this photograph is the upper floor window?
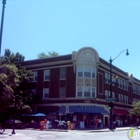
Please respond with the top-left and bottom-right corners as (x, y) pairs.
(44, 70), (50, 81)
(120, 94), (123, 103)
(78, 67), (83, 77)
(118, 94), (121, 102)
(77, 66), (96, 78)
(118, 79), (120, 88)
(124, 95), (128, 104)
(31, 71), (38, 82)
(60, 68), (66, 79)
(120, 79), (123, 89)
(105, 73), (108, 83)
(77, 87), (96, 98)
(84, 87), (90, 97)
(59, 87), (66, 98)
(105, 90), (110, 98)
(84, 67), (91, 77)
(43, 88), (49, 99)
(92, 68), (95, 78)
(112, 92), (115, 98)
(77, 87), (83, 97)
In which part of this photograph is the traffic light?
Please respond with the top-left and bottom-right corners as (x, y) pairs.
(108, 102), (114, 110)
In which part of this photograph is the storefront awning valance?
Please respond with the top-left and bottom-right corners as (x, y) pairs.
(58, 105), (108, 115)
(58, 106), (79, 114)
(113, 108), (130, 115)
(76, 106), (108, 115)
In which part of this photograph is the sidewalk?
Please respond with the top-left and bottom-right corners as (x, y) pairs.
(26, 126), (135, 132)
(0, 132), (33, 140)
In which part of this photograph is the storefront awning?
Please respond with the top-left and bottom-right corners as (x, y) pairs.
(58, 105), (108, 115)
(76, 106), (108, 115)
(113, 108), (130, 115)
(58, 106), (79, 114)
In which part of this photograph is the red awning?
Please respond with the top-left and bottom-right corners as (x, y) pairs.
(113, 108), (130, 115)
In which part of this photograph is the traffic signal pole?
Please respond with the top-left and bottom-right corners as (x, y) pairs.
(108, 49), (129, 130)
(109, 58), (114, 130)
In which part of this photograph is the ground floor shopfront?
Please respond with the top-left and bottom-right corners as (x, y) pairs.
(35, 104), (132, 129)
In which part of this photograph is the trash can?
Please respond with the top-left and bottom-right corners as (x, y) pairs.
(70, 123), (75, 130)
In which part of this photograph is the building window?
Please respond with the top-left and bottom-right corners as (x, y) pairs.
(77, 87), (83, 97)
(77, 87), (96, 98)
(59, 87), (66, 98)
(120, 79), (123, 89)
(105, 90), (110, 98)
(105, 73), (108, 83)
(126, 96), (128, 104)
(43, 88), (49, 99)
(84, 87), (90, 97)
(77, 66), (96, 78)
(118, 79), (120, 88)
(60, 68), (66, 79)
(31, 71), (38, 82)
(44, 70), (50, 81)
(118, 94), (121, 102)
(84, 67), (91, 77)
(112, 92), (115, 98)
(92, 68), (96, 78)
(121, 94), (123, 103)
(124, 95), (127, 104)
(122, 80), (124, 89)
(78, 67), (83, 77)
(92, 88), (96, 97)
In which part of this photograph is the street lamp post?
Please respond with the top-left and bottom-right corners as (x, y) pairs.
(109, 49), (129, 130)
(0, 0), (6, 56)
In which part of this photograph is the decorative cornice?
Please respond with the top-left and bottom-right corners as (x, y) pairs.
(25, 60), (74, 69)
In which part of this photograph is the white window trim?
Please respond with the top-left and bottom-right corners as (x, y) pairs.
(76, 87), (96, 98)
(77, 66), (96, 78)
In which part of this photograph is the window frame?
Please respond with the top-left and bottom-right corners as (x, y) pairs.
(60, 68), (66, 80)
(44, 70), (50, 81)
(43, 88), (49, 99)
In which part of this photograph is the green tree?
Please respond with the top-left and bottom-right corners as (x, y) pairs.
(37, 51), (59, 59)
(0, 49), (33, 120)
(130, 101), (140, 116)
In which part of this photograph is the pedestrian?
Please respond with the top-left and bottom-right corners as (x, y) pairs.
(98, 118), (102, 129)
(94, 118), (98, 129)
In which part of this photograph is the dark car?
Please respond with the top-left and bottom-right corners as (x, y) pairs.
(4, 119), (27, 129)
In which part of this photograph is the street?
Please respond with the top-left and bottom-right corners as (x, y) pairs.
(0, 128), (139, 140)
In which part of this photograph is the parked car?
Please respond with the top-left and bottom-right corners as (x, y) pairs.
(4, 119), (27, 129)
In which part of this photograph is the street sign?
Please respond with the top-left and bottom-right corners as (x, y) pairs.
(106, 98), (116, 102)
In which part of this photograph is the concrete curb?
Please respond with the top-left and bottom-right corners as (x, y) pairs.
(25, 127), (133, 133)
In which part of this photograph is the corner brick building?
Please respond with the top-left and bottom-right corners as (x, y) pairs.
(22, 47), (140, 127)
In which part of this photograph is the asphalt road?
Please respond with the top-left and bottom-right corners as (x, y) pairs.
(0, 129), (139, 140)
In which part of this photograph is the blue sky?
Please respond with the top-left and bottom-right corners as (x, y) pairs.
(1, 0), (140, 79)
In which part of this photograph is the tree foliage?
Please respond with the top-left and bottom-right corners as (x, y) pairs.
(130, 101), (140, 116)
(0, 49), (33, 119)
(37, 51), (59, 59)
